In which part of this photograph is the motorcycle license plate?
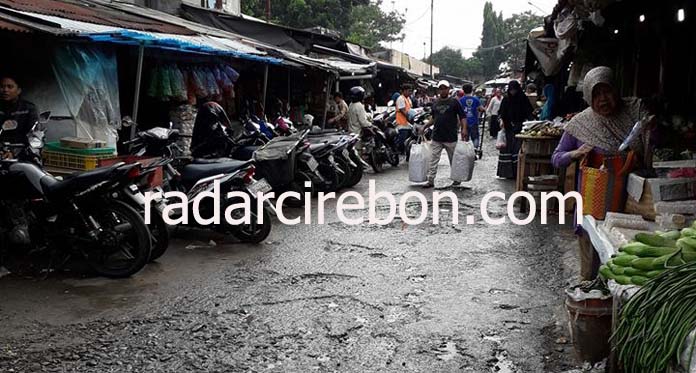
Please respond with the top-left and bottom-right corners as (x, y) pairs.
(307, 157), (319, 172)
(342, 149), (350, 159)
(248, 178), (273, 195)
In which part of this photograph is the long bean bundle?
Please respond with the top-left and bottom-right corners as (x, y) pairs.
(612, 262), (696, 372)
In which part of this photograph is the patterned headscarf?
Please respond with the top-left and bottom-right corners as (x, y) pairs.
(564, 66), (643, 152)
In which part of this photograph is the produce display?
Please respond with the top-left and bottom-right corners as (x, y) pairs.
(521, 121), (564, 137)
(612, 260), (696, 373)
(599, 223), (696, 286)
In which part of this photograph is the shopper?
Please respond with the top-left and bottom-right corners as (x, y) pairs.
(0, 75), (38, 145)
(539, 84), (556, 121)
(395, 84), (413, 153)
(486, 88), (503, 138)
(421, 80), (468, 188)
(496, 80), (534, 179)
(459, 84), (483, 150)
(327, 92), (349, 130)
(552, 66), (650, 280)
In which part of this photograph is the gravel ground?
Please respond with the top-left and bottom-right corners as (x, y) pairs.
(1, 139), (586, 372)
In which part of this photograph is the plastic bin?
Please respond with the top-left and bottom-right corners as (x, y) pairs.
(42, 150), (115, 170)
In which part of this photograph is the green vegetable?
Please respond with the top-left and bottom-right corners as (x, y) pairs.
(619, 242), (652, 255)
(645, 270), (663, 278)
(599, 264), (614, 280)
(635, 233), (677, 248)
(660, 230), (682, 240)
(681, 227), (696, 238)
(614, 275), (632, 285)
(651, 253), (686, 269)
(612, 262), (696, 373)
(608, 261), (626, 275)
(623, 267), (648, 277)
(631, 276), (649, 286)
(614, 254), (639, 267)
(632, 257), (660, 271)
(678, 236), (696, 250)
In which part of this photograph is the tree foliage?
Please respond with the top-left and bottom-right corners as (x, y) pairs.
(241, 0), (404, 49)
(471, 2), (544, 78)
(426, 47), (482, 81)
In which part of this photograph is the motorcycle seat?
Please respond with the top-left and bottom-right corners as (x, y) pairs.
(41, 162), (126, 196)
(181, 160), (251, 187)
(192, 158), (236, 164)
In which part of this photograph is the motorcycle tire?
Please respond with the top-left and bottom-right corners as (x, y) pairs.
(84, 201), (151, 278)
(370, 149), (384, 173)
(335, 157), (353, 190)
(232, 207), (272, 244)
(284, 171), (314, 208)
(387, 149), (400, 167)
(405, 142), (412, 162)
(147, 206), (170, 262)
(345, 164), (363, 188)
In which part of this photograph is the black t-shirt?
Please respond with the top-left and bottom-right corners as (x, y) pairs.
(431, 97), (465, 143)
(0, 99), (38, 145)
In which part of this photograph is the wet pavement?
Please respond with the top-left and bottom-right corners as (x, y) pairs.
(1, 140), (585, 372)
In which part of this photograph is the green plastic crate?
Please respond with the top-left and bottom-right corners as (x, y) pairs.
(45, 142), (115, 155)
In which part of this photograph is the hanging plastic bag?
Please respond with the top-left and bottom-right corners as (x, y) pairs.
(450, 140), (476, 182)
(409, 139), (432, 183)
(496, 129), (507, 150)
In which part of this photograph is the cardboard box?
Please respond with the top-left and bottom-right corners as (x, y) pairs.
(59, 137), (107, 149)
(627, 173), (696, 203)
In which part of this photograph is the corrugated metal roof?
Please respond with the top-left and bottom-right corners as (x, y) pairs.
(0, 0), (194, 35)
(0, 16), (29, 32)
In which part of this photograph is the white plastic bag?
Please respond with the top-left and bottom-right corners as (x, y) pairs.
(496, 129), (507, 150)
(409, 141), (431, 182)
(450, 140), (476, 182)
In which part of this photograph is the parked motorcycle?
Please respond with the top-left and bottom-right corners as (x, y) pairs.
(125, 126), (274, 243)
(0, 116), (152, 278)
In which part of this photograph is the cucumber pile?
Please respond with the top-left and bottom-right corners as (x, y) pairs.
(599, 222), (696, 286)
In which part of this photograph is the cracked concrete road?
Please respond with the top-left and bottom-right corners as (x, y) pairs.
(0, 140), (584, 372)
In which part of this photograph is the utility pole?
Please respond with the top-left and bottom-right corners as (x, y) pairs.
(429, 0), (434, 78)
(266, 0), (271, 20)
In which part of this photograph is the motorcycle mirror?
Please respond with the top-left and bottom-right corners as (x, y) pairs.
(2, 120), (18, 131)
(39, 111), (51, 124)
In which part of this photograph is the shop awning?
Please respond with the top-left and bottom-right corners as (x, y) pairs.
(0, 2), (283, 64)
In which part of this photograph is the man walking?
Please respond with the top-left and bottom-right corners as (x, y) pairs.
(421, 80), (468, 188)
(459, 84), (483, 150)
(327, 92), (348, 130)
(395, 84), (413, 154)
(486, 88), (503, 138)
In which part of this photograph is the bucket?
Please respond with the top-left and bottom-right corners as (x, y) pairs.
(565, 296), (613, 364)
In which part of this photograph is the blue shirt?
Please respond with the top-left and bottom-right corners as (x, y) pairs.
(459, 95), (481, 126)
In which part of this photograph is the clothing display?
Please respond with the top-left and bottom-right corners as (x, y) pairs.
(148, 63), (239, 104)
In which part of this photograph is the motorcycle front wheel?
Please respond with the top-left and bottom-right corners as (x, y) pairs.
(345, 164), (363, 188)
(147, 206), (170, 262)
(370, 149), (384, 173)
(83, 201), (151, 278)
(335, 156), (353, 190)
(232, 207), (272, 244)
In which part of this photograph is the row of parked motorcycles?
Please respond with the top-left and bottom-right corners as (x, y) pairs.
(0, 102), (431, 279)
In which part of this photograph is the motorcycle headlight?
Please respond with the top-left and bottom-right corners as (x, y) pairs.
(29, 136), (43, 149)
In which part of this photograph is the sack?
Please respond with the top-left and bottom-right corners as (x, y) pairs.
(451, 140), (476, 182)
(496, 129), (507, 150)
(409, 141), (431, 182)
(579, 151), (636, 220)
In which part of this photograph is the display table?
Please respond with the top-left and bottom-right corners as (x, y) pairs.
(580, 215), (695, 372)
(515, 135), (564, 212)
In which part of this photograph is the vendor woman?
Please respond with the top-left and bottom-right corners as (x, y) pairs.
(552, 66), (651, 280)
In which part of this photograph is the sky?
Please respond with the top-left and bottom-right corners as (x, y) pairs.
(379, 0), (556, 59)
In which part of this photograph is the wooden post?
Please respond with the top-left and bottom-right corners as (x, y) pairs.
(262, 64), (269, 117)
(321, 75), (332, 129)
(130, 43), (145, 140)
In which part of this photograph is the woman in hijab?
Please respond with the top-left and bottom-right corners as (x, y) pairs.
(539, 84), (556, 121)
(497, 80), (534, 179)
(552, 66), (649, 280)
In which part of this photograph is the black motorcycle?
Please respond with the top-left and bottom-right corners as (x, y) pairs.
(0, 120), (152, 278)
(125, 127), (274, 243)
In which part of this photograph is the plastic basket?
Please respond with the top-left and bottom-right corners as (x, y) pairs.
(42, 150), (115, 171)
(45, 142), (115, 155)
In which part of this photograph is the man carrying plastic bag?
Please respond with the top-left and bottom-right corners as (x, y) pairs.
(420, 80), (469, 188)
(408, 139), (431, 182)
